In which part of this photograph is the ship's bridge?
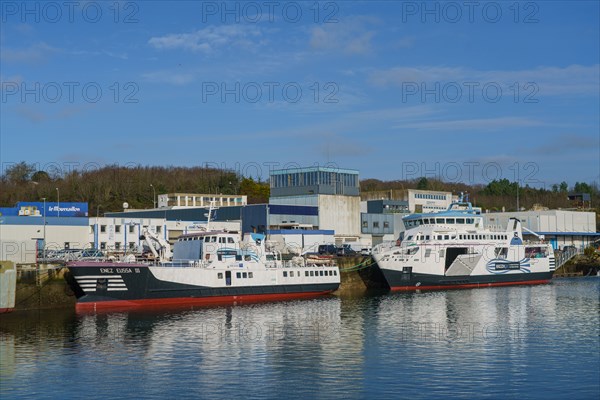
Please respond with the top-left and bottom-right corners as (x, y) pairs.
(402, 201), (483, 230)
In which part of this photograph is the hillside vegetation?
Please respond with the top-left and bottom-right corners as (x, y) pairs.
(1, 163), (597, 227)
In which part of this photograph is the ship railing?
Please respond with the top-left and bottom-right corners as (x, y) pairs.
(554, 246), (580, 269)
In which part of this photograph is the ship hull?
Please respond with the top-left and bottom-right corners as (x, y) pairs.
(379, 268), (554, 291)
(66, 262), (339, 311)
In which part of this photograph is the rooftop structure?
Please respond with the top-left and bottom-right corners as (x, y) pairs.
(157, 193), (247, 209)
(270, 167), (359, 197)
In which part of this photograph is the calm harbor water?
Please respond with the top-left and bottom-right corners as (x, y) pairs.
(1, 278), (599, 399)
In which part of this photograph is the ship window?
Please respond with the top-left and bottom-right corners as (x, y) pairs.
(406, 236), (413, 241)
(425, 235), (430, 240)
(305, 271), (309, 277)
(218, 273), (223, 279)
(235, 255), (242, 261)
(436, 218), (444, 223)
(437, 235), (443, 240)
(456, 218), (465, 224)
(228, 237), (235, 243)
(466, 218), (474, 224)
(320, 271), (324, 276)
(248, 272), (253, 278)
(243, 272), (247, 278)
(290, 271), (294, 277)
(334, 270), (337, 276)
(425, 249), (432, 258)
(447, 218), (455, 224)
(219, 237), (225, 243)
(236, 272), (241, 278)
(444, 235), (449, 240)
(283, 271), (288, 277)
(245, 255), (251, 261)
(310, 271), (314, 276)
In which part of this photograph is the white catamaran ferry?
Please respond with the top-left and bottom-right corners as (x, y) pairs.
(372, 197), (556, 291)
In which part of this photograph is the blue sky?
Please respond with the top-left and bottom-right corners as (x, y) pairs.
(1, 1), (598, 188)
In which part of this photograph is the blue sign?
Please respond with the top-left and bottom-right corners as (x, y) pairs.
(15, 202), (88, 217)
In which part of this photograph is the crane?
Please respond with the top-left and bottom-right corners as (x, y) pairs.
(139, 228), (172, 262)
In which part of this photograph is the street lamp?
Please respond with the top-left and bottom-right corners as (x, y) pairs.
(150, 184), (156, 208)
(56, 187), (60, 217)
(42, 197), (46, 259)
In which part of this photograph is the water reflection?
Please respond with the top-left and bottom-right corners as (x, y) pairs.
(1, 279), (598, 399)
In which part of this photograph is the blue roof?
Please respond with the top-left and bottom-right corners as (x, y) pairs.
(532, 232), (600, 237)
(266, 229), (335, 235)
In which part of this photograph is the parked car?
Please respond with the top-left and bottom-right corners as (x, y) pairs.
(318, 244), (337, 255)
(360, 248), (372, 256)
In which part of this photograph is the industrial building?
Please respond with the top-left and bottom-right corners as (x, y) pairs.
(269, 166), (361, 244)
(482, 210), (598, 250)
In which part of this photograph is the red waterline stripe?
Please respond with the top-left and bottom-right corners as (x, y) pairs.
(391, 279), (551, 291)
(0, 308), (14, 314)
(75, 290), (335, 312)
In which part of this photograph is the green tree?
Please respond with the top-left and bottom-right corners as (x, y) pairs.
(559, 181), (568, 193)
(416, 177), (429, 190)
(4, 162), (36, 183)
(31, 170), (51, 182)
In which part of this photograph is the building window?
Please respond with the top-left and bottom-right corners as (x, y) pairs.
(129, 225), (135, 233)
(218, 273), (223, 279)
(129, 242), (136, 249)
(115, 242), (121, 250)
(100, 225), (106, 233)
(115, 225), (121, 233)
(156, 226), (161, 233)
(373, 221), (379, 228)
(100, 242), (106, 250)
(362, 221), (368, 228)
(383, 221), (390, 228)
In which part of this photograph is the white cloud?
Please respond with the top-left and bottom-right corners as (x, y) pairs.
(398, 117), (546, 130)
(1, 42), (59, 63)
(309, 16), (379, 55)
(148, 25), (264, 53)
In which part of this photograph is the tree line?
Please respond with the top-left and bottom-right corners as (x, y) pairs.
(1, 162), (270, 215)
(1, 162), (597, 216)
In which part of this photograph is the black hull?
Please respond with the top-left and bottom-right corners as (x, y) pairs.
(379, 267), (554, 291)
(66, 263), (339, 310)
